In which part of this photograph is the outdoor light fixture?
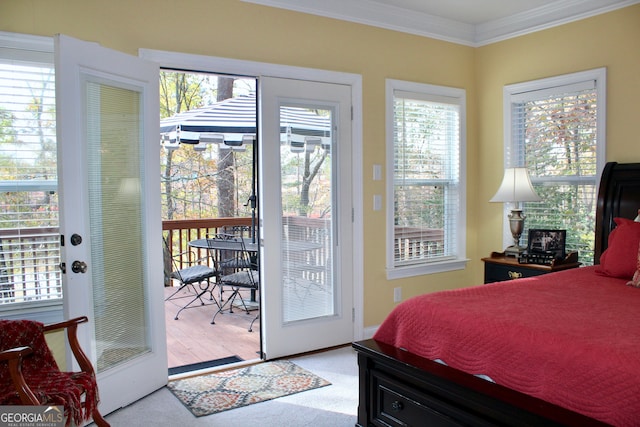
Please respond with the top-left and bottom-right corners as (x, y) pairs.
(490, 167), (541, 257)
(290, 140), (305, 153)
(161, 134), (179, 151)
(304, 136), (321, 153)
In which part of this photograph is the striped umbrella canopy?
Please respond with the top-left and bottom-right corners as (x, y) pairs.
(160, 93), (331, 150)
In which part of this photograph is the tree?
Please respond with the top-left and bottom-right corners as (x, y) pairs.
(159, 71), (217, 220)
(298, 148), (329, 217)
(0, 107), (16, 143)
(216, 77), (236, 218)
(159, 70), (332, 221)
(523, 94), (598, 263)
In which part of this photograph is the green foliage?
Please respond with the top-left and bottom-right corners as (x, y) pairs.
(160, 71), (215, 117)
(520, 93), (598, 265)
(0, 107), (17, 143)
(0, 71), (58, 231)
(159, 70), (331, 221)
(280, 147), (332, 218)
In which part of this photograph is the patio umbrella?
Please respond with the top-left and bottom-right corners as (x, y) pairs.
(160, 94), (332, 243)
(160, 94), (331, 146)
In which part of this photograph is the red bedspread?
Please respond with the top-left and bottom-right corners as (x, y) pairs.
(374, 266), (640, 426)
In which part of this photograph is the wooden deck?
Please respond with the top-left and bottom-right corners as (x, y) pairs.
(164, 285), (260, 370)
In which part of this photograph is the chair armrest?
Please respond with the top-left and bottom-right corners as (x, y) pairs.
(0, 346), (40, 405)
(43, 316), (96, 377)
(0, 346), (33, 361)
(43, 316), (88, 333)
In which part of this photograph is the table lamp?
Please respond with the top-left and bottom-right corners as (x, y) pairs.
(490, 167), (541, 256)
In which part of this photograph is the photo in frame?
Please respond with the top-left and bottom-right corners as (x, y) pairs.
(527, 229), (566, 258)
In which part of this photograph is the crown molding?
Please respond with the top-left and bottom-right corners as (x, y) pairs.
(475, 0), (640, 45)
(242, 0), (639, 47)
(243, 0), (475, 45)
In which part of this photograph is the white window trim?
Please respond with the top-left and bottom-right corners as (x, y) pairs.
(139, 48), (365, 340)
(501, 67), (607, 250)
(385, 79), (468, 280)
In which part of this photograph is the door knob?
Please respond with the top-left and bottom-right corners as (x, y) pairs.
(71, 260), (88, 274)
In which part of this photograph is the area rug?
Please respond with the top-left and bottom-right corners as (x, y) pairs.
(166, 360), (331, 416)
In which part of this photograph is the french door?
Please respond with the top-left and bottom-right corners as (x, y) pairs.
(260, 77), (354, 359)
(55, 35), (167, 414)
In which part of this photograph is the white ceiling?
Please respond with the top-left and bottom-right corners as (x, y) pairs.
(242, 0), (639, 46)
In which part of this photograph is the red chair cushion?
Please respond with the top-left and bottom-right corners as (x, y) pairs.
(0, 319), (98, 427)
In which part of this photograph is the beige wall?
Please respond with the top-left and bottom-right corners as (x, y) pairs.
(475, 5), (640, 267)
(1, 1), (638, 329)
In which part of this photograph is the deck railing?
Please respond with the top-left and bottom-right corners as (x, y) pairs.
(394, 226), (445, 262)
(1, 219), (444, 303)
(0, 227), (62, 304)
(162, 217), (254, 275)
(0, 218), (255, 303)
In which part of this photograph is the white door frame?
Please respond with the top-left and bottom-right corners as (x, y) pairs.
(139, 48), (364, 342)
(260, 77), (354, 358)
(56, 35), (167, 415)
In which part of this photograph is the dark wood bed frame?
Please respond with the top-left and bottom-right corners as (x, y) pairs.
(353, 162), (640, 427)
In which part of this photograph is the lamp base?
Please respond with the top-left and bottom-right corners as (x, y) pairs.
(504, 244), (527, 257)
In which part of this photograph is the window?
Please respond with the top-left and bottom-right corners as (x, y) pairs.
(504, 68), (606, 265)
(386, 79), (467, 279)
(0, 32), (61, 316)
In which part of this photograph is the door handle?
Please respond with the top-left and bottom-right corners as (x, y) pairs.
(71, 260), (88, 274)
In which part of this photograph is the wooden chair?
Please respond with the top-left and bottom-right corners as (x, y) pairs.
(0, 316), (109, 427)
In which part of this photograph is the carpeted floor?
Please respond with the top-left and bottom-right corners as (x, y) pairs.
(167, 360), (331, 416)
(105, 346), (358, 426)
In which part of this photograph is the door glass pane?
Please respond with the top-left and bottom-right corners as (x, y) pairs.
(280, 104), (334, 323)
(85, 79), (150, 371)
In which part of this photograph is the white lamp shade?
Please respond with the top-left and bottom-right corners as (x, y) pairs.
(490, 167), (541, 203)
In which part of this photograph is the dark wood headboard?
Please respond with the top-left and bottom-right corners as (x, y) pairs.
(594, 162), (640, 264)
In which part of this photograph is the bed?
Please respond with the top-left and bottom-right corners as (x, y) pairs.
(353, 161), (640, 427)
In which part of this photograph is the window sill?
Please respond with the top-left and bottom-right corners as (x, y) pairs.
(386, 258), (469, 280)
(0, 300), (64, 323)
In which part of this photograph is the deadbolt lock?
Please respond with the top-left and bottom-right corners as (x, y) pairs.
(70, 234), (83, 246)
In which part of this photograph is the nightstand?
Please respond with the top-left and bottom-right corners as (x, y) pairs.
(481, 251), (580, 284)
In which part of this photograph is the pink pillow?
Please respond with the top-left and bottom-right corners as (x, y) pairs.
(596, 217), (640, 279)
(627, 243), (640, 287)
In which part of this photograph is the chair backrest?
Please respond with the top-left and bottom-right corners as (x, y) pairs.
(0, 320), (59, 380)
(208, 234), (258, 289)
(163, 236), (194, 283)
(206, 233), (254, 272)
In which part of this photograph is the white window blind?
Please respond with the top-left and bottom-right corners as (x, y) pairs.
(505, 69), (605, 265)
(0, 34), (61, 306)
(387, 80), (466, 278)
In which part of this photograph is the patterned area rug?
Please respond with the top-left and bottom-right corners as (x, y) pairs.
(167, 360), (331, 416)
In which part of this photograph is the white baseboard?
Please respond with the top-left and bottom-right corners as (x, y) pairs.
(362, 325), (379, 340)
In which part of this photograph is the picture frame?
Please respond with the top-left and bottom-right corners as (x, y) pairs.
(527, 229), (566, 257)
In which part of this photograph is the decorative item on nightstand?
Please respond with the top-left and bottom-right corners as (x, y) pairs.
(490, 167), (541, 257)
(518, 229), (567, 265)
